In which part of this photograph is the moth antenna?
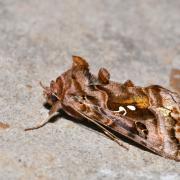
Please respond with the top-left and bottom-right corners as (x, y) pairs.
(39, 81), (47, 90)
(39, 81), (49, 94)
(53, 93), (61, 101)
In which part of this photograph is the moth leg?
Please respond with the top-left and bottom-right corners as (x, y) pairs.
(24, 111), (60, 131)
(25, 101), (62, 131)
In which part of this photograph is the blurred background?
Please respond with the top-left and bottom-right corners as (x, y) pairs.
(0, 1), (179, 180)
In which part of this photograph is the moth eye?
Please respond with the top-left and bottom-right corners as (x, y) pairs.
(51, 94), (57, 102)
(127, 105), (136, 111)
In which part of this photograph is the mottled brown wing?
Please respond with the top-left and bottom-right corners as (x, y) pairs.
(66, 96), (180, 161)
(40, 56), (179, 161)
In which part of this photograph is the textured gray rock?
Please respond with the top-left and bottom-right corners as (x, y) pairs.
(0, 0), (180, 180)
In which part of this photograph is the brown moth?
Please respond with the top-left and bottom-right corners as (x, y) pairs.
(25, 56), (180, 161)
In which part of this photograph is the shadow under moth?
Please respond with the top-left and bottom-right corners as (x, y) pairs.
(25, 56), (180, 161)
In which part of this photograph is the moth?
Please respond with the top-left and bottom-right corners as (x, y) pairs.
(25, 56), (180, 161)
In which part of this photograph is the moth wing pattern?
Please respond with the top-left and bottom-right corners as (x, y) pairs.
(26, 56), (180, 161)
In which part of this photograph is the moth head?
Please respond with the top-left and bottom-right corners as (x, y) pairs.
(40, 81), (60, 106)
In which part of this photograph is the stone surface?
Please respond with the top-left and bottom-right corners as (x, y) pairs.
(0, 0), (180, 180)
